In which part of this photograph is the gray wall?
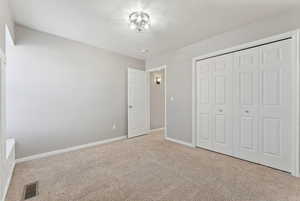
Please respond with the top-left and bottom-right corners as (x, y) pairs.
(150, 70), (165, 129)
(146, 10), (300, 144)
(6, 26), (145, 158)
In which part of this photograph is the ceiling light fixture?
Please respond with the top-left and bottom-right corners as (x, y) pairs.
(129, 11), (151, 32)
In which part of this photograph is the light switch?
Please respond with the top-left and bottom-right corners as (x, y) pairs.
(170, 96), (174, 101)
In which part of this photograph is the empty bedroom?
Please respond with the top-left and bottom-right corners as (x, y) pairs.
(1, 0), (300, 201)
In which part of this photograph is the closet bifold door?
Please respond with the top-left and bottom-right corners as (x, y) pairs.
(258, 39), (292, 172)
(196, 55), (233, 155)
(196, 59), (213, 150)
(233, 39), (292, 172)
(196, 37), (293, 172)
(211, 55), (233, 155)
(233, 47), (260, 164)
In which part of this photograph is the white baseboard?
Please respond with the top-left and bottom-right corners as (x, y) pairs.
(2, 162), (15, 201)
(16, 136), (127, 163)
(165, 137), (195, 148)
(148, 127), (165, 133)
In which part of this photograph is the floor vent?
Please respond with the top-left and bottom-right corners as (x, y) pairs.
(23, 181), (38, 200)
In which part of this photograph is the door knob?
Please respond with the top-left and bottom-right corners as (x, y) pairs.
(245, 110), (250, 113)
(129, 105), (133, 109)
(219, 109), (223, 112)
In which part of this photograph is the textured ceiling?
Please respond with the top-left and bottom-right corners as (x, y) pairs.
(11, 0), (300, 59)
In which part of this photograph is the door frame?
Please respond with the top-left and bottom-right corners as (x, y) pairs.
(192, 30), (300, 177)
(0, 47), (4, 199)
(146, 65), (167, 138)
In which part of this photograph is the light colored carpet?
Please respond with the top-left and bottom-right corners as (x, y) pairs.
(6, 131), (300, 201)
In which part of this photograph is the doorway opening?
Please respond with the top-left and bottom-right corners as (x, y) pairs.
(146, 66), (167, 137)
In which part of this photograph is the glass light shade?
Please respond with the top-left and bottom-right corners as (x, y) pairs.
(129, 11), (151, 32)
(154, 75), (162, 85)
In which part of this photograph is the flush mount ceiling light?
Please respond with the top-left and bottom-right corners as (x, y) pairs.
(129, 11), (151, 32)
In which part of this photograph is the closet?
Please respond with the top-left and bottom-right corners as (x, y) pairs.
(195, 38), (294, 172)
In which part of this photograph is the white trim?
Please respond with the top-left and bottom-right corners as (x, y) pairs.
(165, 137), (195, 148)
(146, 65), (167, 138)
(6, 139), (15, 159)
(192, 56), (196, 148)
(1, 24), (16, 201)
(148, 127), (165, 133)
(16, 136), (127, 163)
(290, 31), (300, 177)
(2, 162), (15, 201)
(5, 24), (15, 46)
(147, 66), (166, 72)
(1, 138), (15, 201)
(128, 128), (165, 138)
(193, 31), (298, 62)
(0, 48), (4, 58)
(192, 30), (300, 177)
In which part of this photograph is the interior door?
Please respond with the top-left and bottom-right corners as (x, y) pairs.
(233, 48), (260, 163)
(211, 55), (233, 155)
(259, 40), (291, 172)
(128, 68), (148, 138)
(196, 59), (212, 149)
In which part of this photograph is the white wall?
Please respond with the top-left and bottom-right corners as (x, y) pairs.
(146, 10), (300, 144)
(6, 25), (145, 159)
(150, 70), (165, 129)
(0, 0), (14, 53)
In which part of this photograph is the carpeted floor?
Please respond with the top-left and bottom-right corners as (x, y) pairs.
(6, 131), (300, 201)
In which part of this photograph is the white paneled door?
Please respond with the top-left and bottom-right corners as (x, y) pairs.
(196, 59), (212, 149)
(128, 68), (148, 138)
(211, 55), (233, 155)
(197, 55), (233, 155)
(234, 47), (260, 164)
(196, 39), (292, 172)
(259, 40), (292, 171)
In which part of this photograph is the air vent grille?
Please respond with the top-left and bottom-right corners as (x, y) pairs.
(23, 181), (38, 200)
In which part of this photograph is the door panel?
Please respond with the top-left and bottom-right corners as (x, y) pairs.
(198, 114), (210, 140)
(240, 117), (254, 150)
(199, 78), (209, 103)
(262, 71), (280, 105)
(233, 47), (260, 163)
(196, 60), (212, 149)
(262, 118), (281, 156)
(128, 68), (147, 138)
(211, 55), (233, 155)
(215, 115), (226, 144)
(215, 76), (225, 104)
(196, 55), (233, 154)
(259, 40), (291, 172)
(239, 72), (253, 105)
